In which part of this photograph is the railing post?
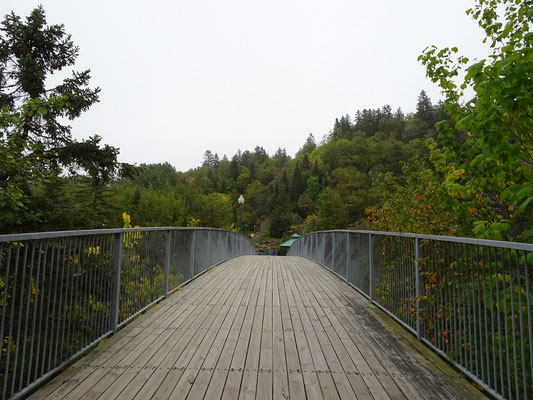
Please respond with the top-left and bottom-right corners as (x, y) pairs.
(369, 233), (374, 300)
(109, 232), (123, 334)
(164, 230), (171, 298)
(415, 236), (422, 340)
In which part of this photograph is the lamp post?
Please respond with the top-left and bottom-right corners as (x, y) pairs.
(238, 195), (244, 234)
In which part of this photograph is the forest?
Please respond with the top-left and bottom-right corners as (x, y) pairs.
(1, 1), (532, 249)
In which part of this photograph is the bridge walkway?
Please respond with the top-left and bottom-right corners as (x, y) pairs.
(29, 256), (485, 399)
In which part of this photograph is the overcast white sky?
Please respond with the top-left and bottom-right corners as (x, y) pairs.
(2, 0), (489, 171)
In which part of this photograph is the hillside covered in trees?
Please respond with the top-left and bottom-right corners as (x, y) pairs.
(1, 1), (531, 246)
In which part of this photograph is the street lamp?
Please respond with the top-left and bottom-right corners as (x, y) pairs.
(238, 195), (244, 234)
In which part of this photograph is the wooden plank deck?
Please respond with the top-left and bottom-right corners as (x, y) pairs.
(30, 256), (486, 400)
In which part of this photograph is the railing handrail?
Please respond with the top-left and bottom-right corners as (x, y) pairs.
(0, 226), (251, 243)
(295, 229), (533, 251)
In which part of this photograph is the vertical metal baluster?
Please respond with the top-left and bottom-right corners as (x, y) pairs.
(95, 235), (106, 335)
(76, 235), (87, 347)
(48, 238), (63, 371)
(474, 245), (484, 384)
(500, 248), (512, 399)
(452, 242), (462, 368)
(27, 241), (43, 385)
(109, 232), (123, 334)
(133, 231), (139, 316)
(91, 236), (103, 339)
(59, 238), (73, 361)
(3, 243), (19, 398)
(408, 238), (413, 327)
(66, 237), (81, 356)
(34, 241), (49, 380)
(0, 242), (8, 398)
(448, 242), (458, 361)
(466, 244), (477, 378)
(493, 247), (505, 394)
(514, 249), (527, 399)
(42, 240), (58, 374)
(446, 242), (454, 360)
(415, 237), (422, 340)
(485, 246), (497, 391)
(164, 231), (171, 298)
(486, 247), (499, 392)
(88, 236), (99, 343)
(101, 235), (114, 334)
(98, 235), (112, 334)
(436, 241), (443, 351)
(134, 231), (141, 318)
(80, 235), (91, 347)
(392, 237), (397, 317)
(11, 243), (29, 395)
(443, 241), (450, 353)
(345, 232), (350, 284)
(395, 238), (399, 320)
(480, 245), (491, 389)
(524, 251), (533, 400)
(432, 241), (439, 348)
(458, 243), (468, 369)
(406, 238), (411, 329)
(507, 248), (519, 398)
(466, 244), (476, 376)
(369, 234), (374, 301)
(442, 241), (450, 354)
(19, 242), (36, 391)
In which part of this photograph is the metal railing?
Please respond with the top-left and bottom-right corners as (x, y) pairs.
(0, 227), (256, 400)
(288, 230), (533, 400)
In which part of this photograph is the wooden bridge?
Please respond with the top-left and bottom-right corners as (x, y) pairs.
(29, 256), (485, 399)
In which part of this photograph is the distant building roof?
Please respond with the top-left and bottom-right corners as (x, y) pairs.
(280, 234), (301, 248)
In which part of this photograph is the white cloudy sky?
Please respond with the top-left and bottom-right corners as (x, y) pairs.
(2, 0), (489, 171)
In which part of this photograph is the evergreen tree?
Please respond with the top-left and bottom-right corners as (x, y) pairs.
(415, 90), (434, 125)
(0, 6), (100, 150)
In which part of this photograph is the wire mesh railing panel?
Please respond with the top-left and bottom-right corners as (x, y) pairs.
(372, 234), (417, 331)
(169, 230), (194, 290)
(348, 232), (370, 295)
(0, 234), (114, 400)
(332, 233), (347, 277)
(193, 230), (210, 277)
(119, 231), (167, 325)
(323, 233), (333, 268)
(287, 229), (532, 400)
(419, 239), (533, 399)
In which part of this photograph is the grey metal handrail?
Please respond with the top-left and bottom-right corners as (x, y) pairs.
(288, 230), (533, 400)
(0, 227), (256, 400)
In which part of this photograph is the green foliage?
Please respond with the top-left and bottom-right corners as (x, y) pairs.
(419, 0), (533, 241)
(317, 187), (345, 230)
(0, 97), (65, 231)
(0, 5), (100, 147)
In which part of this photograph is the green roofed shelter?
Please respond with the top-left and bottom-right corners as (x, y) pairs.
(280, 234), (300, 248)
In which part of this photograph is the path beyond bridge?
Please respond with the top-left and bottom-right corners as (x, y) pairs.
(30, 256), (484, 399)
